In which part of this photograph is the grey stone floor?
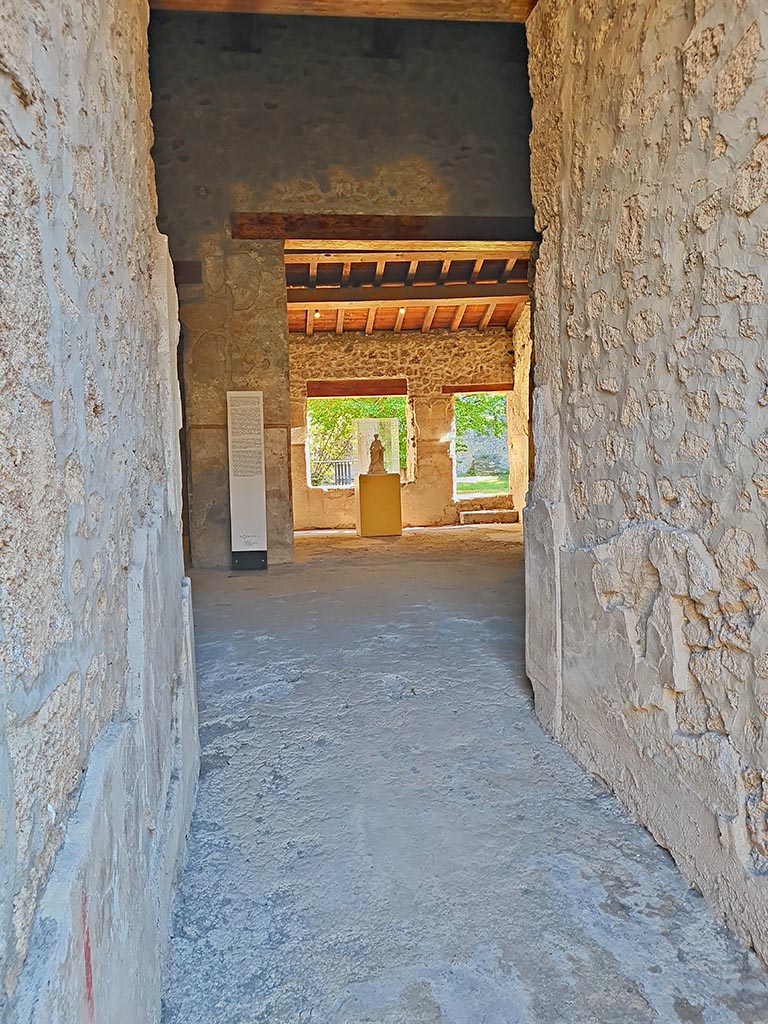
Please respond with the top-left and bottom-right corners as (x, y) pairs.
(163, 526), (768, 1024)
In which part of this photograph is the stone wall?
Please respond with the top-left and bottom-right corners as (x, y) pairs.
(289, 321), (530, 529)
(149, 12), (533, 563)
(180, 242), (294, 567)
(526, 0), (768, 961)
(1, 1), (198, 1018)
(149, 13), (534, 257)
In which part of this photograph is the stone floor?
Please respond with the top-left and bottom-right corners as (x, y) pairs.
(163, 526), (768, 1024)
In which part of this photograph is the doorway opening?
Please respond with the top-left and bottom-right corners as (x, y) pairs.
(453, 391), (510, 499)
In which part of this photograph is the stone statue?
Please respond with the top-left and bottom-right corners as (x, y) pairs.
(368, 433), (386, 474)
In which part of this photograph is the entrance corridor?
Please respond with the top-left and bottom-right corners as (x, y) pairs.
(163, 527), (768, 1024)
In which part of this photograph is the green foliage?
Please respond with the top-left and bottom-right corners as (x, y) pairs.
(454, 393), (508, 453)
(307, 396), (408, 486)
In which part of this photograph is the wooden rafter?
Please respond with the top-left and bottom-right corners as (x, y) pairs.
(449, 304), (467, 332)
(421, 307), (438, 333)
(151, 0), (536, 22)
(478, 302), (498, 331)
(469, 257), (484, 284)
(506, 302), (527, 331)
(394, 306), (406, 333)
(335, 308), (345, 334)
(364, 307), (376, 335)
(288, 281), (528, 311)
(501, 257), (517, 282)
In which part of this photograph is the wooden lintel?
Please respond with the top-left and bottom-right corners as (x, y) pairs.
(232, 212), (540, 243)
(288, 282), (529, 311)
(442, 383), (515, 394)
(151, 0), (535, 23)
(307, 378), (408, 398)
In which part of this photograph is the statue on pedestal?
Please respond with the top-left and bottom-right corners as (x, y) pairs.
(368, 433), (386, 474)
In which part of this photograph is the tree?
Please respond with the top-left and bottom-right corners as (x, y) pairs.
(307, 396), (408, 485)
(454, 393), (507, 454)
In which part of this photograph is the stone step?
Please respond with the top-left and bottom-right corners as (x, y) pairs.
(459, 508), (519, 525)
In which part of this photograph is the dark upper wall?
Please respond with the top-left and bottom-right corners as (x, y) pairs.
(148, 13), (534, 257)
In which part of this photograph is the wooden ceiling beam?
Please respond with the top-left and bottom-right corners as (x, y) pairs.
(288, 281), (529, 311)
(500, 257), (517, 282)
(284, 240), (534, 257)
(150, 0), (536, 23)
(421, 307), (438, 333)
(478, 302), (498, 331)
(394, 306), (406, 333)
(335, 308), (345, 334)
(506, 301), (528, 331)
(469, 258), (484, 284)
(364, 307), (376, 335)
(232, 212), (539, 242)
(449, 304), (467, 331)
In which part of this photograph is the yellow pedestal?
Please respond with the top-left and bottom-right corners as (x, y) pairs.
(355, 473), (403, 537)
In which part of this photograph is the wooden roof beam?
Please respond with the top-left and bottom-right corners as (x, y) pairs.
(421, 307), (438, 333)
(284, 241), (534, 258)
(478, 302), (498, 332)
(506, 301), (528, 331)
(150, 0), (537, 23)
(288, 281), (529, 311)
(449, 304), (467, 332)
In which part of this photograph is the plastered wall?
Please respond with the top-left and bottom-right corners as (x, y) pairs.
(1, 1), (198, 1018)
(149, 12), (533, 563)
(289, 316), (531, 530)
(526, 0), (768, 961)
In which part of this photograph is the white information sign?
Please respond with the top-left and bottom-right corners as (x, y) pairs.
(227, 391), (267, 565)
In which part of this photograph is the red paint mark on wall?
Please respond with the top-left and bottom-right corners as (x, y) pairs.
(81, 890), (94, 1022)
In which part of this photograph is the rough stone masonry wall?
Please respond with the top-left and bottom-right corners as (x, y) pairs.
(289, 316), (531, 529)
(1, 1), (198, 1019)
(149, 13), (533, 564)
(526, 0), (768, 961)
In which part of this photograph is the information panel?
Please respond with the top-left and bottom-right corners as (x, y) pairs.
(227, 390), (268, 570)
